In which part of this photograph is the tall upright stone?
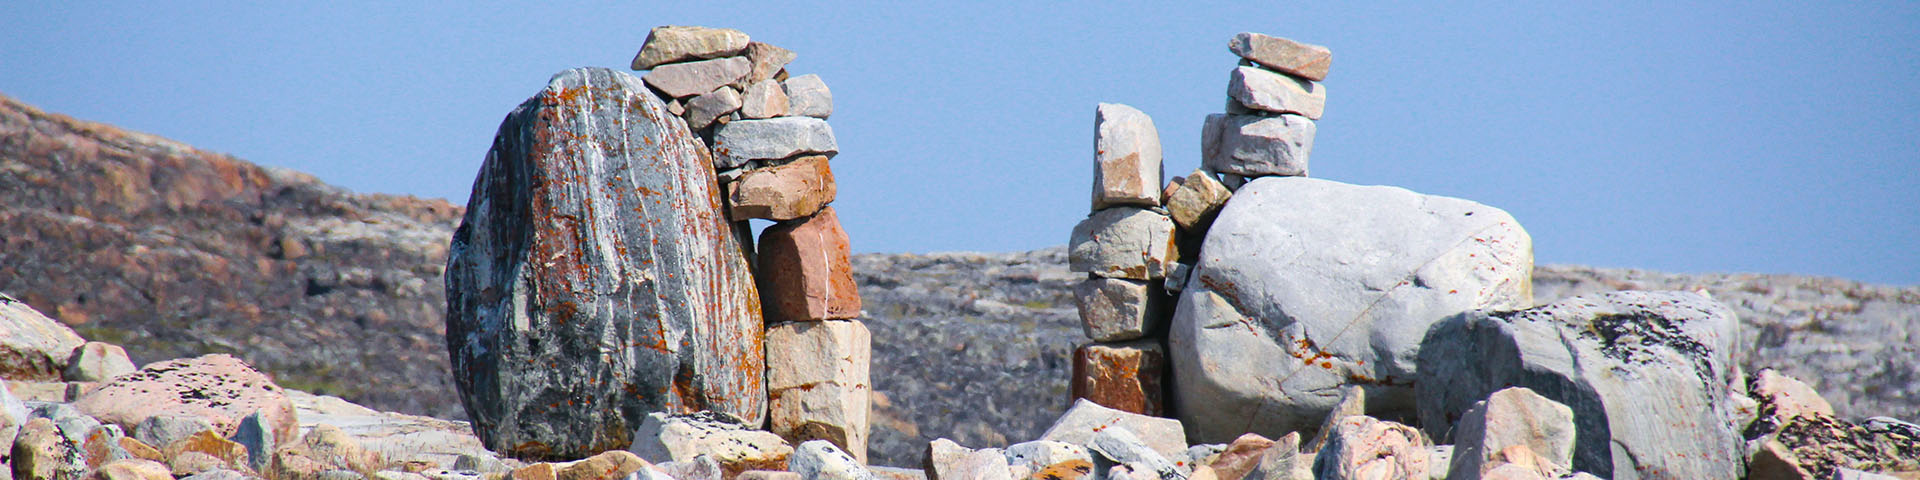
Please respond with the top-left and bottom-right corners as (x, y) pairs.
(446, 67), (765, 460)
(1092, 103), (1163, 210)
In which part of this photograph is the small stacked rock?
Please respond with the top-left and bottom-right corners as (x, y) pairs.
(632, 25), (869, 463)
(1066, 103), (1175, 416)
(1204, 32), (1327, 181)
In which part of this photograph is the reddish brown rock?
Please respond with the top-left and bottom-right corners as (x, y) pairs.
(1228, 33), (1333, 81)
(729, 156), (836, 221)
(446, 67), (766, 459)
(1205, 433), (1275, 480)
(72, 354), (297, 445)
(1070, 341), (1166, 416)
(757, 207), (860, 322)
(162, 431), (250, 473)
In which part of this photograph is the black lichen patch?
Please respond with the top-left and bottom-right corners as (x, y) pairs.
(1580, 312), (1715, 381)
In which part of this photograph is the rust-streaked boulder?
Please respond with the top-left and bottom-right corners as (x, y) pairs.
(729, 155), (836, 221)
(1070, 341), (1166, 416)
(1228, 33), (1332, 81)
(767, 319), (871, 463)
(72, 354), (298, 445)
(0, 294), (85, 382)
(446, 67), (765, 459)
(629, 26), (750, 71)
(757, 207), (860, 322)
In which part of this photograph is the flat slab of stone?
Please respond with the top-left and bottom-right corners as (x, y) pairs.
(1168, 176), (1532, 443)
(1417, 291), (1743, 480)
(1067, 208), (1176, 281)
(1092, 103), (1163, 210)
(1071, 341), (1167, 416)
(712, 117), (838, 169)
(757, 207), (861, 322)
(630, 25), (750, 70)
(1039, 399), (1186, 462)
(446, 67), (765, 459)
(644, 56), (752, 99)
(1228, 33), (1332, 81)
(767, 319), (872, 463)
(729, 155), (836, 221)
(1202, 113), (1314, 178)
(1227, 66), (1325, 120)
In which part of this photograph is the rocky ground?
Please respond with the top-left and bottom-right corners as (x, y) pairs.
(2, 93), (1915, 470)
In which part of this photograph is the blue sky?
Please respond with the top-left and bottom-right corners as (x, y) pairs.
(4, 2), (1917, 284)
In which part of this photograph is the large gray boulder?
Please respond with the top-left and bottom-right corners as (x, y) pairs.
(446, 67), (765, 460)
(1416, 291), (1744, 480)
(0, 294), (85, 382)
(1167, 176), (1532, 443)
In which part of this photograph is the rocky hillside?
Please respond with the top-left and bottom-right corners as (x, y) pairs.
(2, 94), (1914, 467)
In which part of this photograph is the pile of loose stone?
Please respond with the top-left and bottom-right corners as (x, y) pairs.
(631, 25), (872, 463)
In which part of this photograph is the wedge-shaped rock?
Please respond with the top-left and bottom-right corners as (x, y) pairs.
(685, 87), (742, 131)
(740, 79), (791, 119)
(1088, 427), (1179, 480)
(712, 117), (838, 169)
(1417, 291), (1743, 480)
(784, 75), (833, 119)
(1169, 176), (1532, 443)
(644, 57), (752, 98)
(63, 341), (136, 382)
(768, 320), (871, 463)
(629, 411), (791, 476)
(1071, 341), (1166, 416)
(1228, 33), (1332, 81)
(1073, 277), (1163, 341)
(1068, 208), (1175, 281)
(0, 294), (84, 381)
(446, 67), (765, 459)
(742, 42), (796, 87)
(1227, 67), (1325, 120)
(1201, 114), (1314, 178)
(1447, 387), (1576, 480)
(758, 207), (861, 322)
(1311, 416), (1430, 480)
(73, 354), (298, 445)
(730, 155), (836, 221)
(630, 26), (750, 70)
(1040, 399), (1186, 462)
(1092, 104), (1163, 210)
(1163, 170), (1231, 233)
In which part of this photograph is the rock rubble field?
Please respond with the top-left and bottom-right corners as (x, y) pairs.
(1, 27), (1916, 480)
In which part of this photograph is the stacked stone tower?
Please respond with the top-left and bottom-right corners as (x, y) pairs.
(629, 25), (872, 462)
(1068, 33), (1331, 418)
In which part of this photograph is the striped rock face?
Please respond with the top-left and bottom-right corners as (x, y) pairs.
(446, 67), (765, 460)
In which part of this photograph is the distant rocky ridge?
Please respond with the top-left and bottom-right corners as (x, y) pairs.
(1, 94), (1914, 468)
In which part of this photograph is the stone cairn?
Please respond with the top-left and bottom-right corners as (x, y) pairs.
(1067, 32), (1328, 418)
(631, 25), (872, 463)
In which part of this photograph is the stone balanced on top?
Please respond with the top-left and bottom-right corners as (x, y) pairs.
(632, 25), (871, 463)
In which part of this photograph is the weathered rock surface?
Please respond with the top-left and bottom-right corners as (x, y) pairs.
(1200, 114), (1314, 178)
(1162, 171), (1231, 234)
(1, 294), (86, 382)
(1417, 291), (1743, 479)
(630, 26), (751, 71)
(62, 342), (136, 383)
(643, 57), (753, 99)
(1227, 33), (1332, 81)
(729, 155), (836, 221)
(628, 411), (792, 475)
(1072, 278), (1163, 342)
(1226, 67), (1325, 120)
(1005, 440), (1093, 479)
(1040, 399), (1186, 462)
(758, 207), (861, 322)
(712, 117), (838, 169)
(73, 354), (298, 445)
(686, 87), (743, 131)
(1446, 387), (1576, 480)
(742, 42), (796, 87)
(783, 75), (834, 119)
(1070, 341), (1166, 416)
(790, 441), (873, 480)
(1169, 176), (1533, 443)
(1311, 416), (1429, 480)
(767, 320), (872, 463)
(445, 67), (764, 459)
(1092, 104), (1163, 210)
(740, 79), (792, 120)
(1068, 208), (1176, 281)
(1302, 386), (1365, 453)
(1087, 427), (1179, 479)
